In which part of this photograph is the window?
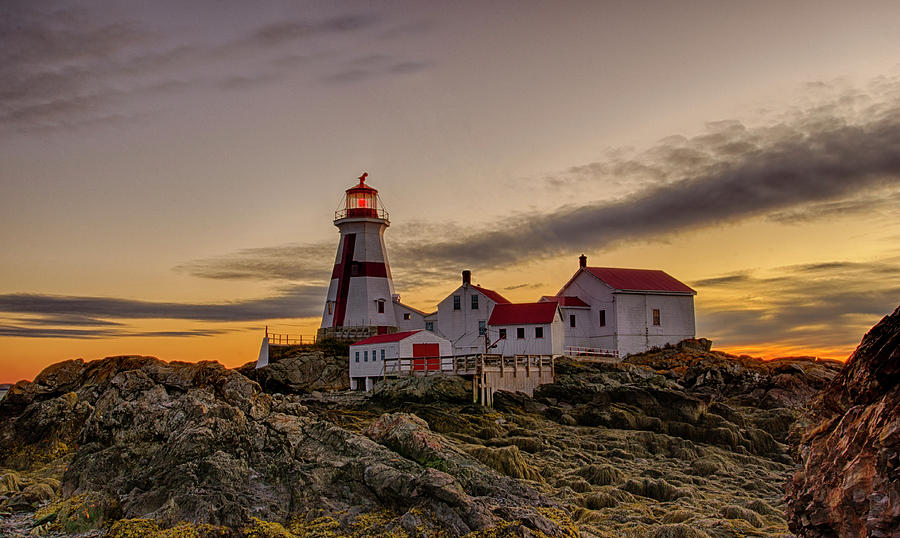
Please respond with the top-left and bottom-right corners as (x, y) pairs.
(598, 310), (606, 327)
(377, 300), (385, 314)
(478, 320), (486, 335)
(380, 349), (385, 361)
(364, 350), (368, 362)
(499, 328), (507, 339)
(425, 321), (434, 331)
(516, 327), (525, 339)
(453, 295), (461, 310)
(471, 294), (479, 310)
(535, 327), (543, 338)
(652, 308), (661, 326)
(355, 352), (359, 363)
(403, 313), (411, 320)
(570, 314), (576, 328)
(327, 302), (334, 314)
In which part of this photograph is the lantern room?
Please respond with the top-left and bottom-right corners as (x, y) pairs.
(336, 172), (389, 222)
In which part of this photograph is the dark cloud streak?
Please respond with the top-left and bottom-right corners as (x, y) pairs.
(0, 285), (324, 324)
(407, 87), (900, 271)
(178, 76), (900, 283)
(0, 325), (231, 339)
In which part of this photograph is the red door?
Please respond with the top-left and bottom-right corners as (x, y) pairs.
(412, 343), (441, 371)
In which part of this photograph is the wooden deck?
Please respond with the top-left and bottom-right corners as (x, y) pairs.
(382, 354), (555, 406)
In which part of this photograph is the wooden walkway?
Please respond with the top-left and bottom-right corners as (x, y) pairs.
(382, 354), (555, 406)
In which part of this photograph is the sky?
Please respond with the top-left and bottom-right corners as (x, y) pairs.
(2, 0), (900, 383)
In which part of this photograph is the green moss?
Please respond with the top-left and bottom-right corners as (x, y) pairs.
(462, 519), (521, 537)
(242, 517), (295, 538)
(535, 507), (579, 538)
(3, 440), (74, 469)
(107, 519), (229, 538)
(32, 492), (120, 533)
(349, 509), (409, 537)
(287, 515), (341, 537)
(108, 518), (162, 538)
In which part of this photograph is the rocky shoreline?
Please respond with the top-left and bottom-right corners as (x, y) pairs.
(1, 308), (897, 537)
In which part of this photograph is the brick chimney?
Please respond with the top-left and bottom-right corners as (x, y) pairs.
(579, 254), (587, 268)
(462, 270), (471, 285)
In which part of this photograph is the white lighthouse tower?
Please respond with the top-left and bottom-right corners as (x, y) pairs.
(318, 173), (398, 341)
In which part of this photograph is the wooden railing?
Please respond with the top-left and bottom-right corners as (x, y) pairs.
(382, 353), (554, 377)
(380, 353), (556, 407)
(267, 333), (315, 346)
(565, 345), (619, 359)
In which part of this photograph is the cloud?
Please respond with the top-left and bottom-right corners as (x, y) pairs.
(694, 258), (900, 354)
(174, 243), (335, 282)
(503, 283), (543, 291)
(180, 75), (900, 285)
(690, 274), (751, 288)
(767, 189), (900, 224)
(0, 325), (231, 339)
(401, 79), (900, 272)
(237, 14), (379, 49)
(13, 314), (124, 327)
(322, 58), (430, 85)
(0, 285), (324, 325)
(0, 2), (152, 131)
(0, 3), (428, 134)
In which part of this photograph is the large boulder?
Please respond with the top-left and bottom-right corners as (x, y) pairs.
(371, 374), (472, 404)
(0, 356), (572, 536)
(787, 305), (900, 537)
(251, 351), (349, 393)
(624, 346), (842, 409)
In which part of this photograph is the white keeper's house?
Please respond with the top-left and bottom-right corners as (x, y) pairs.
(543, 255), (697, 357)
(254, 174), (699, 374)
(426, 270), (510, 356)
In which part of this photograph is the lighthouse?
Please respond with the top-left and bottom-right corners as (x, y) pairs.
(318, 173), (398, 341)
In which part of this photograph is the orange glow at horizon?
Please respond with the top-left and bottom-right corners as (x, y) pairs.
(0, 317), (857, 385)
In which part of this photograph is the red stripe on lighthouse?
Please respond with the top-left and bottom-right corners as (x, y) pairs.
(331, 261), (389, 279)
(331, 234), (356, 327)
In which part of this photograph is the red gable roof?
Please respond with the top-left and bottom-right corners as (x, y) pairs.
(471, 285), (510, 304)
(488, 302), (559, 325)
(541, 295), (590, 307)
(585, 267), (695, 294)
(352, 330), (422, 346)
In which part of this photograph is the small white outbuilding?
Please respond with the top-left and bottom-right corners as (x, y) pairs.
(487, 302), (565, 357)
(349, 329), (451, 391)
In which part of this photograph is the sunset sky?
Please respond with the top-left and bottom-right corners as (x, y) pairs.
(3, 0), (900, 383)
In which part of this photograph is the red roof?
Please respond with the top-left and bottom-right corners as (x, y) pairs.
(541, 295), (590, 307)
(488, 302), (559, 325)
(352, 330), (421, 346)
(585, 267), (695, 294)
(471, 285), (510, 304)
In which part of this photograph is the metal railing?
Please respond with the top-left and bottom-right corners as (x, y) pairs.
(334, 207), (390, 222)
